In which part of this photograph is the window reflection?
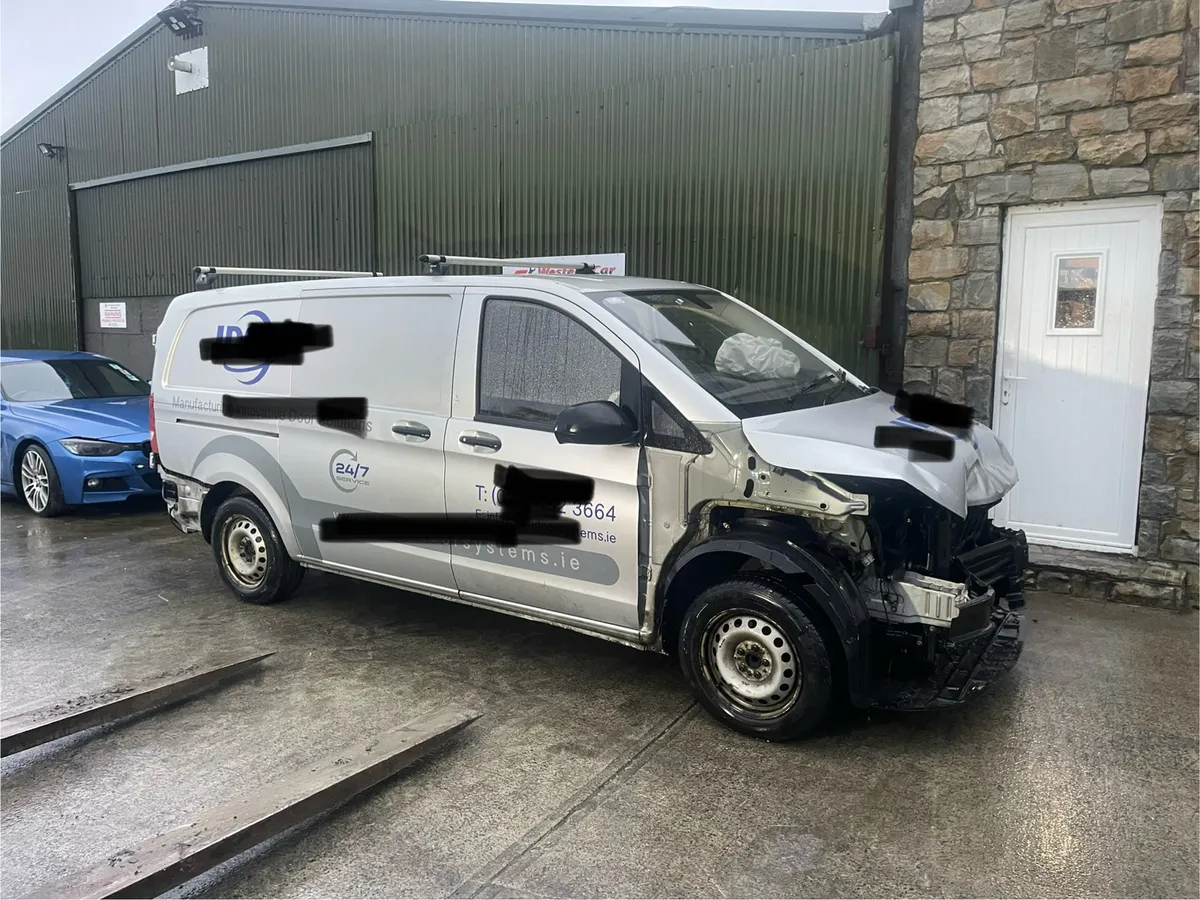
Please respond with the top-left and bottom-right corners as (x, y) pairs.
(1054, 256), (1100, 330)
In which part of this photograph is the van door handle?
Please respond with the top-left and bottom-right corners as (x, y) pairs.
(459, 431), (501, 451)
(392, 421), (431, 440)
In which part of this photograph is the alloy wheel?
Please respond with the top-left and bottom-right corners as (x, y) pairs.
(20, 450), (51, 513)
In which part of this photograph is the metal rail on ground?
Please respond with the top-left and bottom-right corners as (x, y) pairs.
(26, 704), (482, 900)
(0, 651), (274, 758)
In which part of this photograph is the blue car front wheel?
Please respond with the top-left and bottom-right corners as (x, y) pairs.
(19, 444), (66, 517)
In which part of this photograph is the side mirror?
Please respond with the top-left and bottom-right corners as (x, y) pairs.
(554, 400), (637, 446)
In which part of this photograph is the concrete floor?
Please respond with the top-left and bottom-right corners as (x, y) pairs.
(1, 496), (1197, 899)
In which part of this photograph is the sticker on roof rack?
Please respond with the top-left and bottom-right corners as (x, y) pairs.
(502, 253), (625, 276)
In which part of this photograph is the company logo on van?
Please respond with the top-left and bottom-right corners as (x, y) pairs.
(215, 310), (271, 385)
(330, 449), (371, 492)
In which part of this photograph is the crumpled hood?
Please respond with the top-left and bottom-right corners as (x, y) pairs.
(740, 390), (1018, 517)
(8, 396), (149, 442)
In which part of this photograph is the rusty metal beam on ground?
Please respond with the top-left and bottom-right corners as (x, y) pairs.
(26, 704), (482, 900)
(0, 652), (274, 758)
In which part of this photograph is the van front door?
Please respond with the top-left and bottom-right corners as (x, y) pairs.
(443, 289), (645, 639)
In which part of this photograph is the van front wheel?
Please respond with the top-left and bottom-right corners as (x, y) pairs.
(678, 575), (834, 741)
(211, 495), (305, 604)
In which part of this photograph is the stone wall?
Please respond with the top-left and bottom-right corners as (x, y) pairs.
(903, 0), (1199, 605)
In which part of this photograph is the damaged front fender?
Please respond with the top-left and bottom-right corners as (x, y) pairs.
(661, 524), (875, 708)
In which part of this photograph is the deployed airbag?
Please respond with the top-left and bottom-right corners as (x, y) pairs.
(714, 333), (802, 380)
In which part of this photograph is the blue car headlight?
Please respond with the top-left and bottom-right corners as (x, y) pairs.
(59, 438), (128, 457)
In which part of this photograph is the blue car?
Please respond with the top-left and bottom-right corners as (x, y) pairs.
(0, 350), (159, 517)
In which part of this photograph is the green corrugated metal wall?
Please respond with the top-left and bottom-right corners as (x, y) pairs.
(75, 144), (375, 298)
(380, 35), (895, 377)
(1, 4), (894, 379)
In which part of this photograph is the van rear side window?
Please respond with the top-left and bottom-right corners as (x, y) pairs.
(478, 298), (622, 427)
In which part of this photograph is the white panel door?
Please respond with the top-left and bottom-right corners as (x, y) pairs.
(992, 198), (1162, 553)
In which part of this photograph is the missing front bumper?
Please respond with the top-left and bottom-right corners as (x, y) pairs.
(871, 608), (1025, 711)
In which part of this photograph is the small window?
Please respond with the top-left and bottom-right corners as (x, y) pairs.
(1052, 255), (1102, 332)
(642, 381), (712, 454)
(478, 298), (623, 427)
(651, 396), (687, 442)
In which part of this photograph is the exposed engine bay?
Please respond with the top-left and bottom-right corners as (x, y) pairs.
(815, 475), (1027, 648)
(709, 480), (1027, 638)
(684, 413), (1028, 707)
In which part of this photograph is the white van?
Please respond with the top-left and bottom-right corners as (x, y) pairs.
(150, 258), (1029, 740)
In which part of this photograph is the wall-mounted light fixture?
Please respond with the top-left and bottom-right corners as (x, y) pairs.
(157, 2), (204, 39)
(36, 143), (64, 159)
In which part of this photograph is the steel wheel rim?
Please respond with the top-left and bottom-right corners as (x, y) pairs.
(221, 516), (268, 588)
(703, 608), (802, 714)
(20, 450), (50, 513)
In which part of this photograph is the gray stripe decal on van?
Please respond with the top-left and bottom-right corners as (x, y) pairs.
(193, 435), (450, 562)
(194, 435), (329, 561)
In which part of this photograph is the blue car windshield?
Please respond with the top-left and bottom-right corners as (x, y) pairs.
(0, 359), (149, 402)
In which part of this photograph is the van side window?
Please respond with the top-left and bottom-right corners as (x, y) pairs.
(478, 298), (623, 427)
(642, 381), (712, 454)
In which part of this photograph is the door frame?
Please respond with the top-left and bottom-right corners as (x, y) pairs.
(444, 284), (650, 641)
(992, 195), (1164, 555)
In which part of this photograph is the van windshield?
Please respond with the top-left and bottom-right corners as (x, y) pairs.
(584, 289), (870, 418)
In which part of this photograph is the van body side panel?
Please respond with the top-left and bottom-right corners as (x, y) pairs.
(444, 288), (644, 632)
(278, 290), (463, 592)
(157, 296), (302, 554)
(644, 445), (693, 569)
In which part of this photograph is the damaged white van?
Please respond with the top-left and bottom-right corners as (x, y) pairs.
(150, 257), (1028, 741)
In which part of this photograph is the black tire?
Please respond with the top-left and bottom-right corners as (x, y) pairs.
(678, 574), (834, 741)
(211, 494), (305, 604)
(18, 443), (67, 518)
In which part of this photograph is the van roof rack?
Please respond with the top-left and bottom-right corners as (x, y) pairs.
(193, 265), (384, 290)
(418, 254), (601, 276)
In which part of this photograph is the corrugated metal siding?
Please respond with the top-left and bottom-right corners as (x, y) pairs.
(0, 186), (77, 348)
(74, 144), (374, 299)
(380, 36), (895, 378)
(7, 6), (853, 180)
(0, 3), (885, 359)
(379, 116), (500, 263)
(1, 103), (77, 350)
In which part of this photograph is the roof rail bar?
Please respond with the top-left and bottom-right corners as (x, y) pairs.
(418, 254), (599, 276)
(193, 265), (384, 290)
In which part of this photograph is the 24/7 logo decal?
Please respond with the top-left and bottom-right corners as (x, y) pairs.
(215, 310), (271, 385)
(330, 449), (371, 493)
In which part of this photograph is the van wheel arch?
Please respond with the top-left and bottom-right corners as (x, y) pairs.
(657, 532), (870, 707)
(201, 482), (252, 543)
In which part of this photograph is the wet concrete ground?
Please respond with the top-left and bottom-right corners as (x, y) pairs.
(1, 496), (1197, 899)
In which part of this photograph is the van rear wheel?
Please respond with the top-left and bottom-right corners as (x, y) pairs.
(678, 575), (834, 741)
(211, 495), (305, 604)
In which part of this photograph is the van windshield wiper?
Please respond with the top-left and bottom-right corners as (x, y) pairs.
(822, 377), (859, 405)
(787, 370), (845, 406)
